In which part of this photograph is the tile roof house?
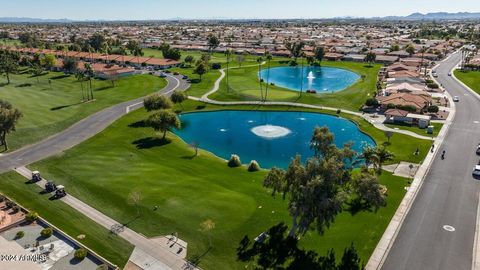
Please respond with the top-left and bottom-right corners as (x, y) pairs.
(377, 92), (432, 112)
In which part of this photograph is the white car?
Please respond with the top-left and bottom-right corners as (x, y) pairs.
(473, 165), (480, 178)
(432, 73), (438, 78)
(453, 96), (459, 102)
(448, 72), (452, 76)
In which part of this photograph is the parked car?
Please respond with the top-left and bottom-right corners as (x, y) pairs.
(473, 165), (480, 178)
(173, 72), (180, 75)
(453, 96), (459, 102)
(159, 73), (166, 78)
(182, 75), (189, 80)
(448, 72), (452, 76)
(476, 144), (480, 155)
(432, 73), (438, 78)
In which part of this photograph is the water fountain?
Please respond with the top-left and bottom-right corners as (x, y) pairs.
(251, 125), (291, 139)
(306, 71), (316, 93)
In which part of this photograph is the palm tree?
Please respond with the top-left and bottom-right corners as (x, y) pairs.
(75, 70), (86, 101)
(264, 52), (272, 101)
(299, 52), (305, 97)
(84, 63), (94, 100)
(257, 56), (264, 100)
(225, 48), (231, 93)
(361, 146), (378, 169)
(374, 147), (394, 175)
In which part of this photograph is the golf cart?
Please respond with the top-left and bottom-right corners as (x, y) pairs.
(31, 171), (42, 182)
(45, 181), (57, 192)
(54, 185), (66, 198)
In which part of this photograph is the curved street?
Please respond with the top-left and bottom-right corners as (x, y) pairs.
(0, 74), (189, 172)
(382, 51), (480, 269)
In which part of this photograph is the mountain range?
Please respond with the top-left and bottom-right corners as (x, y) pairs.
(0, 12), (480, 22)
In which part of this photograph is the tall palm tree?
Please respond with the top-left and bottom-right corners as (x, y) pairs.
(299, 52), (305, 97)
(264, 52), (272, 101)
(75, 70), (86, 101)
(84, 63), (94, 100)
(225, 48), (231, 93)
(257, 56), (264, 100)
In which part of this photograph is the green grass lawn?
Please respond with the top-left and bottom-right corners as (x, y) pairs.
(0, 171), (134, 267)
(385, 122), (443, 138)
(27, 99), (429, 269)
(454, 70), (480, 94)
(0, 70), (167, 151)
(208, 61), (381, 111)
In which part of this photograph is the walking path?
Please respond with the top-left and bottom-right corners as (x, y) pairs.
(194, 66), (434, 140)
(15, 166), (196, 270)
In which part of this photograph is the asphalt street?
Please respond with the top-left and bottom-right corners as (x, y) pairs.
(382, 51), (480, 270)
(0, 74), (189, 172)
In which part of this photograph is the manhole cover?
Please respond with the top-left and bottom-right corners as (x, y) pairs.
(443, 225), (455, 232)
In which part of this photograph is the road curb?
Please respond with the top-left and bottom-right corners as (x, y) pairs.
(365, 51), (458, 270)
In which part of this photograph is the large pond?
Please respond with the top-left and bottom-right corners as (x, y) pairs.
(175, 111), (375, 168)
(258, 66), (360, 93)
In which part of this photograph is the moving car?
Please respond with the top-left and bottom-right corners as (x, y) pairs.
(476, 144), (480, 155)
(448, 72), (452, 76)
(473, 165), (480, 178)
(453, 96), (460, 102)
(432, 73), (438, 78)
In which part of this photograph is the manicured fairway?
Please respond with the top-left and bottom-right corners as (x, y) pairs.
(454, 70), (480, 94)
(0, 70), (167, 151)
(0, 171), (134, 267)
(209, 61), (381, 111)
(28, 100), (425, 269)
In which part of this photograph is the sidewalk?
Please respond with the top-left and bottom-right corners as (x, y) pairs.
(14, 166), (198, 270)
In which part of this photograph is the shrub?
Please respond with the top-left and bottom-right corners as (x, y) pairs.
(143, 94), (173, 111)
(427, 105), (439, 113)
(40, 227), (53, 238)
(270, 82), (275, 86)
(0, 195), (5, 202)
(15, 231), (24, 239)
(228, 154), (242, 167)
(427, 82), (439, 89)
(211, 62), (222, 69)
(26, 212), (39, 223)
(248, 160), (261, 172)
(5, 201), (15, 208)
(365, 98), (379, 107)
(336, 109), (342, 114)
(386, 103), (396, 109)
(288, 60), (298, 66)
(259, 78), (264, 83)
(74, 248), (87, 261)
(12, 205), (20, 213)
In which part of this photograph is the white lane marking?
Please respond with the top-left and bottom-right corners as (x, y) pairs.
(443, 225), (456, 232)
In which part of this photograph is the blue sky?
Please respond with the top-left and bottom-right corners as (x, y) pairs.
(2, 0), (479, 20)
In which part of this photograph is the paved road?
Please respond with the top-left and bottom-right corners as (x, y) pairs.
(0, 74), (189, 172)
(382, 51), (480, 270)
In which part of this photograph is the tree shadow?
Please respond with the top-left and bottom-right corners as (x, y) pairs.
(132, 137), (170, 149)
(69, 257), (83, 265)
(189, 78), (201, 84)
(0, 82), (8, 87)
(50, 101), (84, 111)
(15, 83), (32, 88)
(237, 223), (363, 269)
(95, 85), (114, 91)
(50, 74), (70, 80)
(195, 105), (206, 110)
(189, 247), (212, 266)
(128, 120), (147, 128)
(345, 198), (374, 216)
(122, 215), (140, 227)
(29, 72), (48, 78)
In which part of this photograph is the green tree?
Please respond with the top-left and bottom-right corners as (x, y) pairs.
(0, 100), (22, 151)
(314, 46), (325, 64)
(364, 52), (376, 65)
(75, 70), (87, 101)
(146, 110), (181, 139)
(40, 54), (56, 71)
(170, 91), (187, 109)
(353, 171), (387, 209)
(144, 94), (172, 112)
(63, 57), (78, 73)
(0, 51), (19, 84)
(88, 32), (106, 52)
(390, 44), (400, 52)
(184, 55), (195, 67)
(194, 61), (208, 81)
(374, 146), (394, 174)
(207, 34), (220, 53)
(405, 44), (416, 56)
(263, 52), (273, 101)
(285, 41), (305, 62)
(257, 56), (264, 99)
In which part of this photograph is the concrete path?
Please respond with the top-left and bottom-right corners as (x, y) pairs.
(15, 166), (197, 270)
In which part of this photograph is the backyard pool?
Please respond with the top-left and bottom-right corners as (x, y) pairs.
(175, 110), (374, 168)
(258, 66), (360, 93)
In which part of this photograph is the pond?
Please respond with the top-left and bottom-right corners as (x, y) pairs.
(258, 66), (360, 93)
(175, 111), (375, 168)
